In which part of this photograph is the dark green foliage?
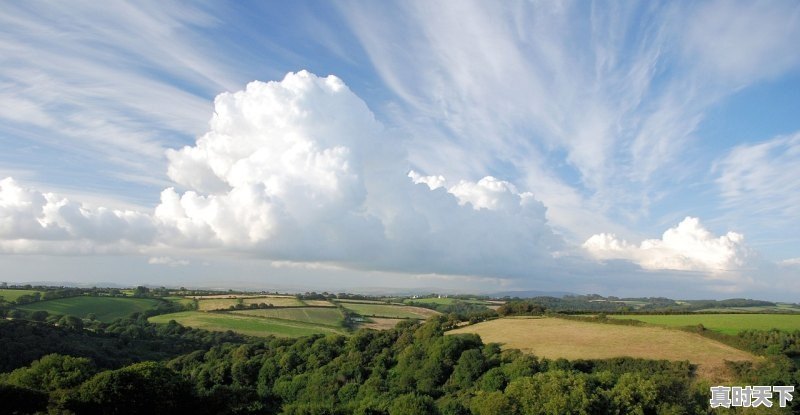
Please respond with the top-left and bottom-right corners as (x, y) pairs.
(496, 300), (546, 316)
(62, 362), (195, 414)
(1, 353), (96, 391)
(0, 317), (245, 372)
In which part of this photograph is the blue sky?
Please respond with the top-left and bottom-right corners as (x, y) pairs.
(0, 1), (798, 299)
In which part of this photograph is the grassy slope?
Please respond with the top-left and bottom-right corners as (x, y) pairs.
(149, 311), (345, 338)
(16, 297), (160, 322)
(449, 317), (758, 381)
(339, 302), (439, 319)
(231, 307), (344, 327)
(0, 289), (41, 302)
(609, 314), (800, 335)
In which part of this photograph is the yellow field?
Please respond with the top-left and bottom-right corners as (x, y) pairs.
(449, 317), (758, 381)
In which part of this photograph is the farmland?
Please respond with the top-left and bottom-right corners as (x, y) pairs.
(16, 296), (160, 322)
(449, 317), (758, 381)
(195, 296), (304, 311)
(148, 311), (345, 337)
(231, 307), (343, 326)
(608, 313), (800, 335)
(0, 289), (41, 302)
(338, 302), (439, 319)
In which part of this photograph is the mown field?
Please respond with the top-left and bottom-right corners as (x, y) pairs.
(232, 307), (343, 326)
(16, 296), (160, 322)
(338, 302), (439, 319)
(609, 313), (800, 335)
(196, 296), (304, 311)
(0, 289), (41, 302)
(449, 317), (758, 381)
(149, 311), (345, 337)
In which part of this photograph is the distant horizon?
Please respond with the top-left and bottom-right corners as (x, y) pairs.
(3, 279), (797, 304)
(1, 2), (798, 300)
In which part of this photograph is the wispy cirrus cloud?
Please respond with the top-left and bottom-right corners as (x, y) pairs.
(340, 0), (800, 244)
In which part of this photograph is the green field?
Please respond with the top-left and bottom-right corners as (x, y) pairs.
(16, 296), (160, 322)
(149, 311), (345, 337)
(339, 302), (439, 319)
(0, 289), (41, 302)
(609, 314), (800, 335)
(232, 307), (343, 327)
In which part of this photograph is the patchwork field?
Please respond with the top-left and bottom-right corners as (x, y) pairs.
(0, 289), (41, 302)
(449, 317), (758, 381)
(609, 314), (800, 335)
(196, 296), (303, 310)
(149, 311), (345, 337)
(339, 302), (439, 319)
(232, 307), (343, 326)
(16, 296), (160, 322)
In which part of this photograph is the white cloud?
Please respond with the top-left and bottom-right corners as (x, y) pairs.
(583, 217), (751, 276)
(340, 1), (800, 247)
(155, 71), (563, 278)
(714, 132), (800, 223)
(407, 170), (445, 190)
(779, 258), (800, 267)
(0, 177), (155, 253)
(148, 256), (189, 267)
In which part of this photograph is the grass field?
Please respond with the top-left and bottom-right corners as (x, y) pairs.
(16, 296), (160, 322)
(232, 307), (343, 327)
(609, 314), (800, 335)
(197, 296), (303, 311)
(149, 311), (345, 337)
(339, 302), (439, 319)
(449, 317), (757, 381)
(0, 289), (41, 302)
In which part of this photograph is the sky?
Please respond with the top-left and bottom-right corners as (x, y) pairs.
(0, 1), (799, 300)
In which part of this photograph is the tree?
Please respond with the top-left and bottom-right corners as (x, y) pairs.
(63, 362), (194, 414)
(389, 393), (437, 415)
(2, 353), (96, 391)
